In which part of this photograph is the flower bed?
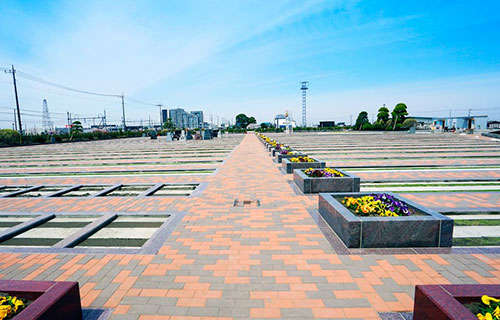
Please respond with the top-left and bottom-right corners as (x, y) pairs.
(342, 193), (412, 217)
(318, 192), (453, 248)
(290, 156), (314, 163)
(272, 144), (291, 157)
(0, 280), (82, 320)
(282, 158), (325, 174)
(275, 150), (305, 163)
(0, 293), (27, 319)
(293, 168), (360, 193)
(414, 284), (500, 320)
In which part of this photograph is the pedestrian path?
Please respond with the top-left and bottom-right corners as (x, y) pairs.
(0, 133), (499, 319)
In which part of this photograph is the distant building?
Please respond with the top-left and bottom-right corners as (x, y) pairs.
(274, 114), (297, 129)
(319, 121), (335, 127)
(488, 121), (500, 129)
(274, 114), (286, 128)
(191, 111), (203, 129)
(161, 109), (169, 124)
(412, 115), (488, 131)
(169, 108), (205, 129)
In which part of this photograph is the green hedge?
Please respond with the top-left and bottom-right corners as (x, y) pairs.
(0, 130), (147, 147)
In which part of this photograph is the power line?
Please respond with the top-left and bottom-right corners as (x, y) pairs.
(14, 80), (120, 104)
(14, 70), (121, 98)
(126, 97), (158, 107)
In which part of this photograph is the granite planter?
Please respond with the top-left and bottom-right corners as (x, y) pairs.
(0, 280), (82, 320)
(318, 192), (453, 248)
(414, 284), (500, 320)
(293, 168), (358, 191)
(282, 157), (325, 174)
(275, 152), (306, 163)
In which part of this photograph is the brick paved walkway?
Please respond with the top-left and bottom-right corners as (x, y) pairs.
(1, 134), (500, 319)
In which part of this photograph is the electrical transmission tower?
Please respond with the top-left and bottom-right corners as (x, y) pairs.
(42, 99), (53, 132)
(300, 81), (308, 127)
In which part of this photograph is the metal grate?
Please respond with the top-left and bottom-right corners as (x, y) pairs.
(233, 199), (261, 207)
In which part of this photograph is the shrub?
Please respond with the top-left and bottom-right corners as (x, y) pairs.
(402, 118), (417, 129)
(0, 129), (21, 146)
(362, 123), (373, 130)
(372, 122), (384, 131)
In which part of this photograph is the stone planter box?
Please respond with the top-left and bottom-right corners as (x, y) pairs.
(282, 158), (325, 174)
(318, 192), (453, 248)
(293, 168), (359, 192)
(275, 152), (306, 163)
(414, 284), (500, 320)
(0, 280), (82, 320)
(271, 148), (286, 157)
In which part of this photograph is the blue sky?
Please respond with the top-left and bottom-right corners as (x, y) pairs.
(1, 0), (499, 129)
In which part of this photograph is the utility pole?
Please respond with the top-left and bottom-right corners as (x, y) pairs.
(67, 111), (72, 127)
(157, 103), (163, 127)
(5, 65), (23, 141)
(13, 109), (17, 131)
(121, 94), (126, 130)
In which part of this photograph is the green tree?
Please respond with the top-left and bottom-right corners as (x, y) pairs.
(376, 106), (390, 124)
(235, 114), (256, 128)
(355, 111), (369, 130)
(391, 103), (408, 129)
(163, 118), (175, 131)
(70, 120), (83, 140)
(260, 122), (269, 129)
(71, 121), (83, 133)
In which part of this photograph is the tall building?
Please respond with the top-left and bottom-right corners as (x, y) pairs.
(169, 108), (204, 129)
(161, 109), (169, 124)
(191, 111), (204, 129)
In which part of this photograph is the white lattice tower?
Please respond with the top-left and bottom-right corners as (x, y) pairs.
(42, 99), (53, 131)
(300, 81), (308, 127)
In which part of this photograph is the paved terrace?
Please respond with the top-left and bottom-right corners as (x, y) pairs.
(0, 133), (500, 319)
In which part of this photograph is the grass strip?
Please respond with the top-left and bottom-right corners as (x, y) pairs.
(0, 170), (214, 177)
(393, 190), (500, 193)
(453, 219), (500, 226)
(348, 166), (500, 171)
(362, 183), (500, 187)
(453, 237), (500, 246)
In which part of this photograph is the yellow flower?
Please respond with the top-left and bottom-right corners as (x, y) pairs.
(0, 305), (10, 320)
(482, 295), (500, 306)
(493, 306), (500, 319)
(12, 297), (24, 312)
(477, 313), (493, 320)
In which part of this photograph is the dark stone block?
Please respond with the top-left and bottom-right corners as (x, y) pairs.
(0, 280), (82, 320)
(293, 168), (360, 193)
(282, 158), (325, 174)
(361, 219), (438, 248)
(275, 152), (306, 163)
(317, 192), (454, 248)
(414, 284), (500, 320)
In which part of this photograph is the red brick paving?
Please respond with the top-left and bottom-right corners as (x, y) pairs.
(0, 134), (499, 320)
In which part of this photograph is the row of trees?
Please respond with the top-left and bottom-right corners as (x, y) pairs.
(355, 103), (416, 131)
(0, 127), (147, 147)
